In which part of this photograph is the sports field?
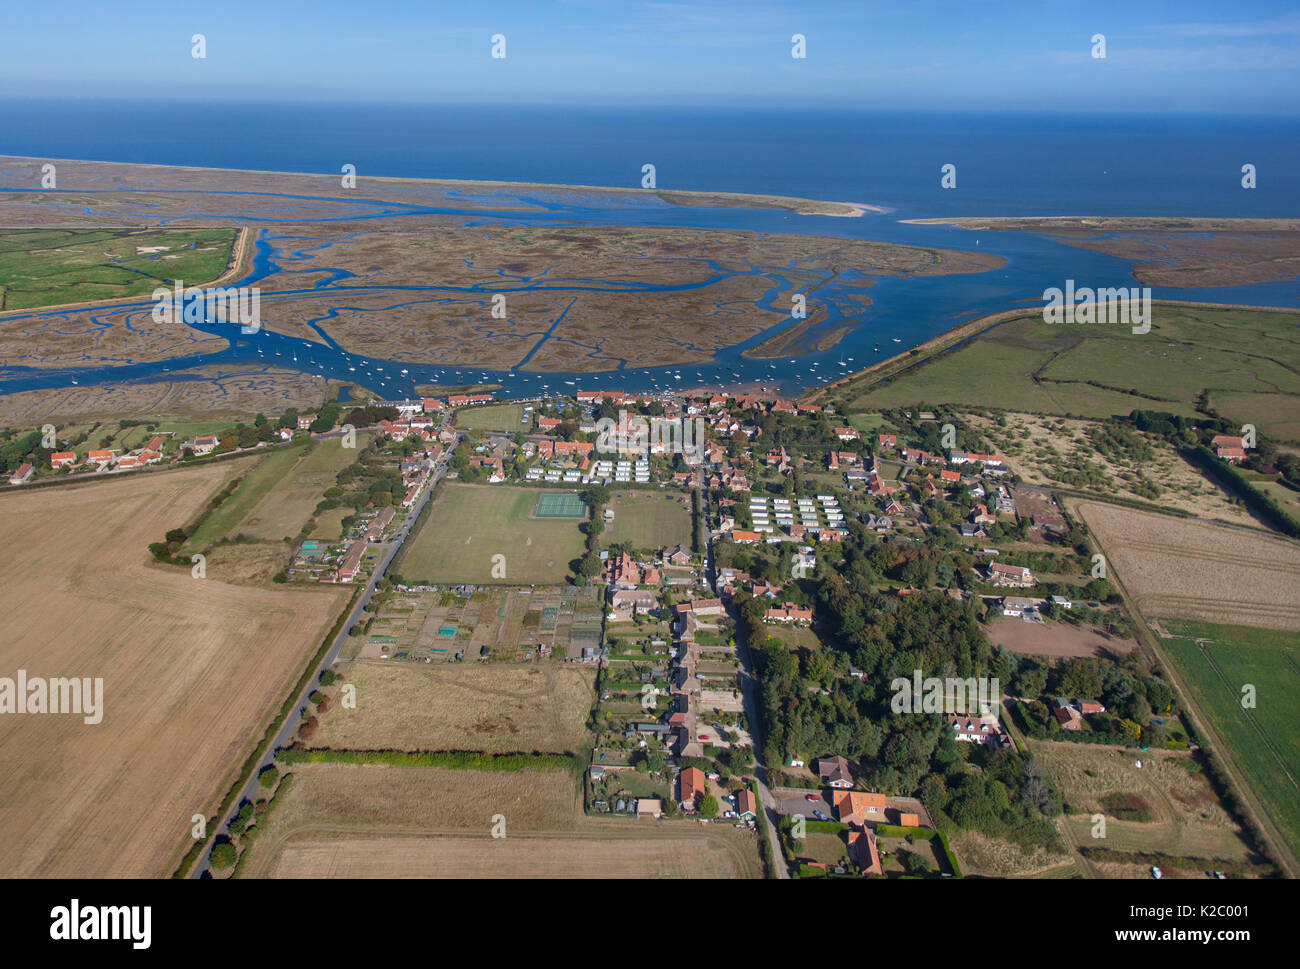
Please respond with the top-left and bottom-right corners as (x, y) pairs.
(605, 491), (692, 549)
(839, 304), (1300, 432)
(452, 403), (526, 432)
(0, 464), (350, 876)
(535, 491), (586, 518)
(397, 484), (586, 584)
(1157, 619), (1300, 859)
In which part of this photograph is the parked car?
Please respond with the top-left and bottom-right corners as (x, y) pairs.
(813, 811), (829, 822)
(805, 794), (819, 802)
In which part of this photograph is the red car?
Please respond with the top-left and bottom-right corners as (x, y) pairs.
(805, 794), (819, 802)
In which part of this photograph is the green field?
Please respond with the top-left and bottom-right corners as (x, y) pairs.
(606, 491), (692, 549)
(836, 305), (1300, 437)
(235, 435), (369, 540)
(452, 403), (526, 432)
(397, 483), (586, 584)
(1159, 618), (1300, 856)
(182, 444), (306, 551)
(0, 228), (239, 311)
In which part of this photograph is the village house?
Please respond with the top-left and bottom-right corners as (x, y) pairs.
(817, 755), (854, 789)
(832, 790), (887, 826)
(678, 766), (706, 810)
(49, 451), (76, 469)
(988, 562), (1034, 587)
(8, 463), (33, 485)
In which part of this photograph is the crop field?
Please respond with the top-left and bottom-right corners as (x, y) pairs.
(1070, 499), (1300, 630)
(0, 464), (350, 876)
(1157, 619), (1300, 857)
(310, 662), (596, 753)
(182, 443), (306, 550)
(1033, 744), (1259, 875)
(985, 616), (1138, 660)
(397, 484), (586, 584)
(234, 435), (368, 541)
(0, 227), (239, 311)
(237, 763), (761, 878)
(354, 585), (602, 662)
(841, 305), (1300, 424)
(452, 403), (526, 432)
(605, 490), (693, 549)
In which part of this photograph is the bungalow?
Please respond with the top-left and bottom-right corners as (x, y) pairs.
(679, 766), (706, 809)
(816, 754), (853, 789)
(731, 529), (762, 545)
(1053, 697), (1083, 731)
(336, 540), (367, 582)
(988, 562), (1034, 587)
(832, 789), (886, 826)
(759, 600), (811, 624)
(735, 788), (758, 820)
(1077, 699), (1106, 715)
(662, 544), (692, 566)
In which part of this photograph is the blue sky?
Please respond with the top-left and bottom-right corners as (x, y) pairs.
(3, 0), (1298, 113)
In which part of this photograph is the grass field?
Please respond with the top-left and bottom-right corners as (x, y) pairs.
(182, 444), (306, 550)
(309, 506), (353, 542)
(606, 491), (692, 549)
(312, 662), (596, 753)
(398, 484), (586, 584)
(452, 403), (526, 432)
(1157, 619), (1300, 858)
(0, 464), (350, 876)
(837, 305), (1300, 436)
(0, 228), (239, 311)
(235, 436), (367, 541)
(1071, 499), (1300, 630)
(1034, 744), (1258, 876)
(238, 763), (761, 878)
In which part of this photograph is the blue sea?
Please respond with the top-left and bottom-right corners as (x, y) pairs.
(1, 99), (1298, 399)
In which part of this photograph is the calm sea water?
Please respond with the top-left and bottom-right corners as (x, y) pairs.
(0, 99), (1297, 399)
(2, 99), (1298, 218)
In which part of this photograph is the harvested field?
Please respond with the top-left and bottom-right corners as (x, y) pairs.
(238, 763), (760, 878)
(312, 662), (596, 753)
(1070, 499), (1300, 630)
(0, 465), (351, 876)
(985, 616), (1138, 660)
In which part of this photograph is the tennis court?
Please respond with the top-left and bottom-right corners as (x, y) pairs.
(534, 492), (587, 519)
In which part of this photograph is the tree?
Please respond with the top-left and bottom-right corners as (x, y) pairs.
(258, 765), (279, 789)
(209, 840), (237, 868)
(699, 794), (720, 819)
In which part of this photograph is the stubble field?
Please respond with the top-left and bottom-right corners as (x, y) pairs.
(0, 464), (350, 876)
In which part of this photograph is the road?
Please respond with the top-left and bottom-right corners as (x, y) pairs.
(696, 462), (789, 879)
(189, 423), (456, 877)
